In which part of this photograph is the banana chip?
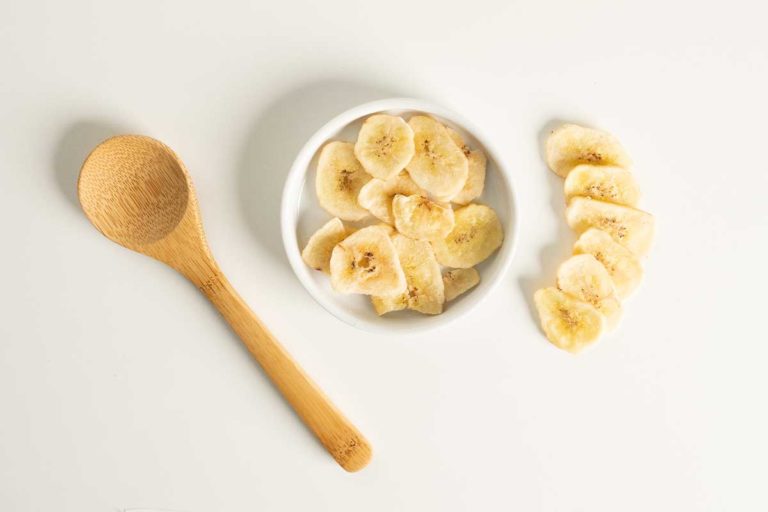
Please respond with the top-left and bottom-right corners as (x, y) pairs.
(372, 234), (444, 315)
(431, 204), (503, 268)
(355, 114), (415, 180)
(534, 287), (605, 353)
(446, 127), (487, 205)
(443, 268), (480, 302)
(406, 116), (468, 201)
(301, 217), (348, 274)
(566, 197), (655, 256)
(357, 172), (424, 224)
(330, 225), (406, 295)
(392, 194), (454, 241)
(546, 123), (631, 177)
(564, 164), (640, 206)
(316, 141), (371, 221)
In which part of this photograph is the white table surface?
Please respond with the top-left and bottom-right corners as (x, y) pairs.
(1, 1), (767, 510)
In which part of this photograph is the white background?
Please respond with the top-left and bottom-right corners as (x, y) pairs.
(1, 0), (767, 510)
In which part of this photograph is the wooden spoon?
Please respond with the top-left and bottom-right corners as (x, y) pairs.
(77, 135), (372, 472)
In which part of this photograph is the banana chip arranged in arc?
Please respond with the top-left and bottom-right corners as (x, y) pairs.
(406, 115), (469, 201)
(446, 127), (487, 205)
(330, 225), (406, 296)
(357, 172), (424, 225)
(573, 228), (643, 299)
(372, 234), (444, 315)
(301, 217), (348, 274)
(443, 267), (480, 302)
(534, 287), (605, 353)
(564, 164), (640, 206)
(546, 123), (632, 177)
(316, 141), (371, 221)
(566, 197), (655, 256)
(556, 254), (622, 330)
(534, 121), (654, 352)
(354, 114), (416, 180)
(431, 204), (503, 268)
(392, 194), (454, 241)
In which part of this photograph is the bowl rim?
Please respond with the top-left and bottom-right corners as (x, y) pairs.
(280, 97), (520, 334)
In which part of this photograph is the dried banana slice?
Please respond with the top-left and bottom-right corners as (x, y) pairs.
(431, 204), (503, 268)
(443, 268), (480, 302)
(546, 123), (631, 177)
(372, 234), (444, 315)
(371, 293), (408, 315)
(556, 254), (623, 330)
(357, 172), (424, 224)
(534, 287), (605, 353)
(573, 228), (643, 299)
(564, 164), (640, 206)
(330, 225), (406, 295)
(406, 115), (468, 201)
(392, 194), (454, 241)
(566, 197), (655, 256)
(446, 127), (487, 205)
(316, 141), (371, 221)
(354, 114), (415, 180)
(301, 217), (348, 274)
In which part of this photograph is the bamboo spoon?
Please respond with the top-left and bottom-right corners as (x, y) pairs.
(77, 135), (372, 472)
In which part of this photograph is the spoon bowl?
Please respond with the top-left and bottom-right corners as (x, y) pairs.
(78, 135), (371, 472)
(79, 136), (192, 250)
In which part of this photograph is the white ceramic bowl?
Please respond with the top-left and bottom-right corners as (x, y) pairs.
(281, 98), (519, 333)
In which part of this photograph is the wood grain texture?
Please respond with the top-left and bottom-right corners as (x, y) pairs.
(78, 135), (372, 472)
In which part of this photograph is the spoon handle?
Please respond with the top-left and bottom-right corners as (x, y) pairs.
(191, 266), (372, 472)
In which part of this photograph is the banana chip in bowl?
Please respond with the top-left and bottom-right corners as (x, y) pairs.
(281, 98), (518, 333)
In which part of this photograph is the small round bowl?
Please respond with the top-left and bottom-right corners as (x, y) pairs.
(281, 98), (519, 334)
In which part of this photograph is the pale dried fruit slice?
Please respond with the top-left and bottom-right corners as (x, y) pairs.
(372, 234), (444, 315)
(564, 164), (640, 206)
(371, 293), (408, 315)
(330, 225), (406, 295)
(566, 197), (655, 256)
(431, 204), (503, 268)
(392, 194), (454, 241)
(443, 268), (480, 302)
(406, 115), (469, 200)
(316, 141), (371, 221)
(301, 217), (348, 274)
(556, 254), (623, 330)
(446, 127), (487, 205)
(573, 228), (643, 299)
(357, 172), (424, 224)
(534, 287), (605, 353)
(354, 114), (415, 180)
(545, 123), (632, 177)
